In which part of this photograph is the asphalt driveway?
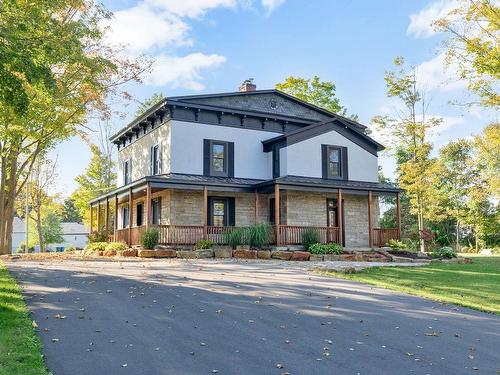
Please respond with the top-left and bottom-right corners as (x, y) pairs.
(5, 258), (500, 375)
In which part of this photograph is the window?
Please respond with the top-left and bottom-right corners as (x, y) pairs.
(136, 203), (143, 226)
(327, 199), (338, 227)
(207, 197), (235, 226)
(123, 159), (131, 184)
(269, 198), (275, 224)
(121, 206), (129, 228)
(211, 142), (226, 175)
(151, 144), (160, 175)
(203, 140), (234, 177)
(151, 198), (161, 225)
(322, 145), (348, 180)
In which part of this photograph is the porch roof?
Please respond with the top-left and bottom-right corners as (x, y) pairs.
(89, 173), (401, 205)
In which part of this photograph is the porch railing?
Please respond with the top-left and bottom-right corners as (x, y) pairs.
(372, 228), (400, 247)
(278, 225), (340, 245)
(154, 225), (205, 245)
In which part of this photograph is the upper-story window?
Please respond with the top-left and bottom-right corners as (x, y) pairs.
(203, 139), (234, 177)
(151, 144), (161, 175)
(123, 159), (131, 184)
(322, 145), (348, 180)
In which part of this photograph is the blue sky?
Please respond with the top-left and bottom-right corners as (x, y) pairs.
(53, 0), (495, 197)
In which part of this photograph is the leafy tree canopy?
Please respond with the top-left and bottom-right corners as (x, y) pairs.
(61, 198), (83, 223)
(135, 92), (165, 117)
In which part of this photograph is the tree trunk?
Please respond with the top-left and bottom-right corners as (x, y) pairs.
(455, 220), (460, 252)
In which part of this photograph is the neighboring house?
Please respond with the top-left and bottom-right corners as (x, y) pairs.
(10, 219), (88, 252)
(89, 80), (401, 248)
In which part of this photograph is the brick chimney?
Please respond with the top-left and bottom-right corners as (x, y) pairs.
(239, 78), (256, 92)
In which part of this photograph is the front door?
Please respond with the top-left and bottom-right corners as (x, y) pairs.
(326, 198), (345, 246)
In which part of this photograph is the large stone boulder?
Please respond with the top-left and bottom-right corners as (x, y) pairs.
(257, 250), (271, 259)
(214, 247), (233, 258)
(195, 249), (214, 258)
(271, 251), (293, 260)
(232, 249), (257, 259)
(309, 254), (324, 261)
(290, 251), (310, 261)
(176, 250), (197, 259)
(236, 245), (251, 251)
(155, 249), (177, 258)
(138, 249), (156, 258)
(103, 249), (117, 257)
(119, 249), (137, 257)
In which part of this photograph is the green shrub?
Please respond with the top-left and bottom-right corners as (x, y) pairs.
(84, 242), (107, 252)
(492, 247), (500, 255)
(460, 246), (479, 254)
(141, 228), (159, 249)
(302, 228), (320, 251)
(432, 246), (457, 259)
(308, 243), (342, 255)
(88, 231), (107, 243)
(248, 223), (273, 248)
(64, 245), (76, 252)
(225, 227), (245, 249)
(195, 239), (215, 249)
(388, 239), (407, 251)
(105, 242), (128, 252)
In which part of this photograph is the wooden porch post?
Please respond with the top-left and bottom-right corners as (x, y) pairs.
(368, 191), (373, 248)
(89, 204), (93, 235)
(338, 189), (343, 246)
(146, 182), (152, 229)
(254, 190), (259, 224)
(114, 194), (118, 242)
(274, 184), (280, 246)
(202, 185), (208, 239)
(105, 197), (109, 241)
(396, 192), (402, 240)
(128, 188), (133, 246)
(97, 201), (102, 233)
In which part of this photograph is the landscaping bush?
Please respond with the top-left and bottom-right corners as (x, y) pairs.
(195, 239), (215, 249)
(84, 242), (107, 252)
(104, 242), (128, 252)
(140, 228), (159, 249)
(308, 243), (342, 255)
(460, 246), (479, 254)
(88, 231), (107, 243)
(388, 239), (407, 251)
(432, 246), (457, 259)
(64, 245), (76, 253)
(225, 227), (245, 249)
(247, 223), (273, 248)
(302, 228), (320, 251)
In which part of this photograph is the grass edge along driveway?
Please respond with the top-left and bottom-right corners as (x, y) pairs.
(323, 256), (500, 315)
(0, 259), (51, 375)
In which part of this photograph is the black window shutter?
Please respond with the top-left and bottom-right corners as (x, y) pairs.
(203, 139), (210, 176)
(341, 147), (348, 180)
(321, 145), (328, 179)
(227, 197), (235, 226)
(207, 197), (213, 226)
(272, 145), (280, 178)
(227, 142), (234, 177)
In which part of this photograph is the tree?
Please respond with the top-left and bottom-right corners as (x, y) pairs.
(372, 57), (444, 252)
(475, 123), (500, 198)
(61, 198), (82, 223)
(433, 0), (500, 107)
(41, 211), (64, 247)
(276, 76), (355, 118)
(135, 93), (165, 117)
(72, 145), (116, 226)
(0, 1), (147, 254)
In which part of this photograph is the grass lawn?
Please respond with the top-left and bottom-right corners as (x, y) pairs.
(0, 259), (51, 375)
(325, 256), (500, 315)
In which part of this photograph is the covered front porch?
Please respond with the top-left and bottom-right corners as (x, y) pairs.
(89, 174), (402, 248)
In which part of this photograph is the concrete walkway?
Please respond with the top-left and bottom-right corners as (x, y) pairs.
(5, 258), (499, 375)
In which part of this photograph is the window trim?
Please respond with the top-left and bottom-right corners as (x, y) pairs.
(210, 141), (228, 177)
(321, 144), (348, 180)
(123, 159), (131, 185)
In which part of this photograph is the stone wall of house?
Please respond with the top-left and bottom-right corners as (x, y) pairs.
(343, 195), (370, 248)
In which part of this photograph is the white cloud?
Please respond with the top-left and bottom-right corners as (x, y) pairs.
(407, 0), (458, 38)
(416, 52), (467, 92)
(104, 4), (191, 54)
(146, 53), (226, 90)
(261, 0), (286, 14)
(145, 0), (236, 18)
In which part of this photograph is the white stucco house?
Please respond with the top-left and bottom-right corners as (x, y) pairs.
(11, 218), (88, 252)
(89, 80), (402, 248)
